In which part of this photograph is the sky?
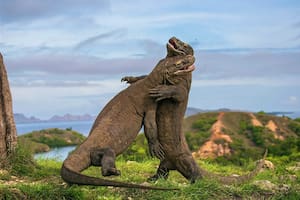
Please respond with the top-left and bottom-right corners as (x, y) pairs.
(1, 0), (300, 119)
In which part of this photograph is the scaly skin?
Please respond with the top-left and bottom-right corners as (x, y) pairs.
(124, 37), (266, 184)
(61, 54), (195, 190)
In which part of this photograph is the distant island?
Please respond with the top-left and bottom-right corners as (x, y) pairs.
(14, 113), (96, 123)
(14, 108), (298, 124)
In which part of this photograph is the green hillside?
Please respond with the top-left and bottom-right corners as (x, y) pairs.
(184, 111), (300, 165)
(18, 128), (85, 153)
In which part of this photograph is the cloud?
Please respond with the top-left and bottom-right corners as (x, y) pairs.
(4, 47), (300, 86)
(195, 49), (300, 80)
(293, 21), (300, 28)
(74, 28), (127, 50)
(137, 39), (165, 57)
(286, 96), (299, 105)
(0, 0), (111, 23)
(5, 54), (157, 75)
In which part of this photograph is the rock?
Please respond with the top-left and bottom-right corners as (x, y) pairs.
(253, 180), (278, 193)
(279, 174), (297, 182)
(263, 160), (275, 170)
(278, 184), (290, 193)
(255, 159), (274, 171)
(141, 182), (151, 186)
(286, 162), (300, 172)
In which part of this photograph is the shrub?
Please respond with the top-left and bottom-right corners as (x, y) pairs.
(192, 117), (217, 131)
(7, 140), (37, 176)
(257, 111), (266, 115)
(118, 133), (150, 161)
(268, 137), (300, 157)
(185, 116), (217, 151)
(185, 131), (211, 151)
(288, 121), (300, 136)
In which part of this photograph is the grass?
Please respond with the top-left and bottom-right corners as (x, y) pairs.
(1, 154), (299, 200)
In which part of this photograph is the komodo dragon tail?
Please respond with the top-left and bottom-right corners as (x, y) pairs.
(61, 164), (178, 190)
(199, 149), (267, 185)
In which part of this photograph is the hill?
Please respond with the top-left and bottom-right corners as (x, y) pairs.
(184, 111), (300, 163)
(14, 113), (41, 123)
(18, 128), (85, 153)
(14, 113), (95, 123)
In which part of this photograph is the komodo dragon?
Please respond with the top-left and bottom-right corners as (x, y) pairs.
(123, 37), (267, 184)
(61, 52), (195, 190)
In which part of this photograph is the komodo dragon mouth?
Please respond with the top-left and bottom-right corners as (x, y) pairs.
(166, 37), (195, 76)
(167, 37), (194, 56)
(175, 64), (195, 75)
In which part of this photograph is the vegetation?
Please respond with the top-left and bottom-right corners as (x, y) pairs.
(1, 141), (299, 199)
(1, 112), (300, 199)
(119, 133), (149, 161)
(18, 128), (85, 153)
(185, 116), (217, 151)
(288, 120), (300, 136)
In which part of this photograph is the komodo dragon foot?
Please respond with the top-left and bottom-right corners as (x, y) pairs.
(91, 147), (121, 176)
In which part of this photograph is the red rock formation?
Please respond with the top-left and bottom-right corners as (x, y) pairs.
(193, 112), (232, 159)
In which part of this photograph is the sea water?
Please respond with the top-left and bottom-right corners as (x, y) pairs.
(16, 121), (94, 160)
(17, 120), (93, 136)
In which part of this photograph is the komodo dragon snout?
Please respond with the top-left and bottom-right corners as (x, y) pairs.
(167, 36), (194, 56)
(160, 55), (195, 85)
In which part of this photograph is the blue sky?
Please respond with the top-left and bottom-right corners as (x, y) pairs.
(1, 0), (300, 119)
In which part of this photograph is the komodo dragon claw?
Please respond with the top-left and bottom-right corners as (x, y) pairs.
(149, 142), (165, 160)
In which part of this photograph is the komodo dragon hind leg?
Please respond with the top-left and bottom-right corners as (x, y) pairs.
(90, 147), (121, 176)
(148, 159), (175, 182)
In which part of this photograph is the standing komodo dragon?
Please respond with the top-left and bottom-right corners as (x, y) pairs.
(123, 37), (267, 184)
(61, 53), (195, 190)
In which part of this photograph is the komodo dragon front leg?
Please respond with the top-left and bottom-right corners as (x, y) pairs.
(144, 103), (165, 160)
(120, 76), (165, 160)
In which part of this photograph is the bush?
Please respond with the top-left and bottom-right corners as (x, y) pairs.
(185, 131), (211, 151)
(215, 138), (262, 166)
(118, 133), (150, 161)
(288, 121), (300, 136)
(192, 117), (217, 131)
(185, 117), (217, 151)
(257, 111), (266, 115)
(239, 120), (276, 148)
(7, 140), (37, 176)
(268, 137), (300, 157)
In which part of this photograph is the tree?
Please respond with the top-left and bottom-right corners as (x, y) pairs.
(0, 53), (17, 167)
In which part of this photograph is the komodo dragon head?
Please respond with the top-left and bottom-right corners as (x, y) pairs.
(150, 54), (195, 85)
(159, 37), (195, 85)
(167, 36), (194, 57)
